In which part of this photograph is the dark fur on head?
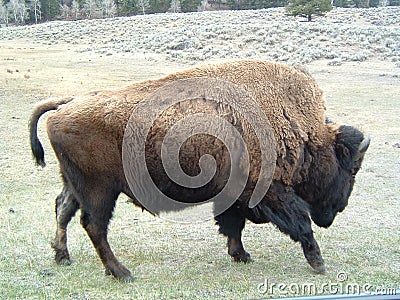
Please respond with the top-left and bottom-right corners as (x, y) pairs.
(335, 125), (368, 173)
(295, 125), (370, 228)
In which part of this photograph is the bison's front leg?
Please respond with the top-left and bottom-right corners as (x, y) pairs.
(300, 232), (325, 273)
(276, 199), (326, 273)
(273, 201), (325, 273)
(215, 205), (252, 263)
(248, 184), (326, 273)
(51, 185), (79, 265)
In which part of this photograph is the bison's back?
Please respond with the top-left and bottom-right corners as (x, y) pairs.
(164, 60), (329, 185)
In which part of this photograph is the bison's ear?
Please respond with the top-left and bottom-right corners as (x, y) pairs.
(334, 126), (370, 171)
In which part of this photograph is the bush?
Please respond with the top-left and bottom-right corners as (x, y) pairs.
(286, 0), (333, 22)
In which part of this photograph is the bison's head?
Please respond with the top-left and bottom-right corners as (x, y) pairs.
(298, 125), (370, 228)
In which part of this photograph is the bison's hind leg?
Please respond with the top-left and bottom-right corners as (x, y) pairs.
(50, 139), (133, 281)
(78, 186), (133, 282)
(51, 185), (79, 265)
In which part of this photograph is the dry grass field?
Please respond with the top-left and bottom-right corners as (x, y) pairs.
(1, 8), (399, 299)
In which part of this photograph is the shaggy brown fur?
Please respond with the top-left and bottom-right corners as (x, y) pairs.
(29, 60), (370, 281)
(36, 61), (331, 185)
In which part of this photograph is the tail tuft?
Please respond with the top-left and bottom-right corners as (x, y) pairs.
(30, 134), (46, 167)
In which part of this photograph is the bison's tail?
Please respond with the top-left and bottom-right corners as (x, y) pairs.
(29, 97), (73, 167)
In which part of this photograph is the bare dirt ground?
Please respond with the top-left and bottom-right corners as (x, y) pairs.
(0, 11), (399, 299)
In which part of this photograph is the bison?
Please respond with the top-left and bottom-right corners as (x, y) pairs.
(29, 60), (370, 281)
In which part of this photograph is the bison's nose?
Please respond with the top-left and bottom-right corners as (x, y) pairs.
(311, 211), (334, 228)
(337, 204), (346, 213)
(319, 220), (333, 229)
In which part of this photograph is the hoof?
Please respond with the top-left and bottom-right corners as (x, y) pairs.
(119, 275), (135, 283)
(232, 251), (253, 263)
(307, 257), (326, 274)
(312, 264), (326, 274)
(54, 250), (72, 265)
(105, 266), (134, 282)
(303, 245), (325, 274)
(56, 257), (72, 266)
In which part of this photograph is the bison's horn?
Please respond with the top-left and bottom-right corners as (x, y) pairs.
(354, 134), (371, 162)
